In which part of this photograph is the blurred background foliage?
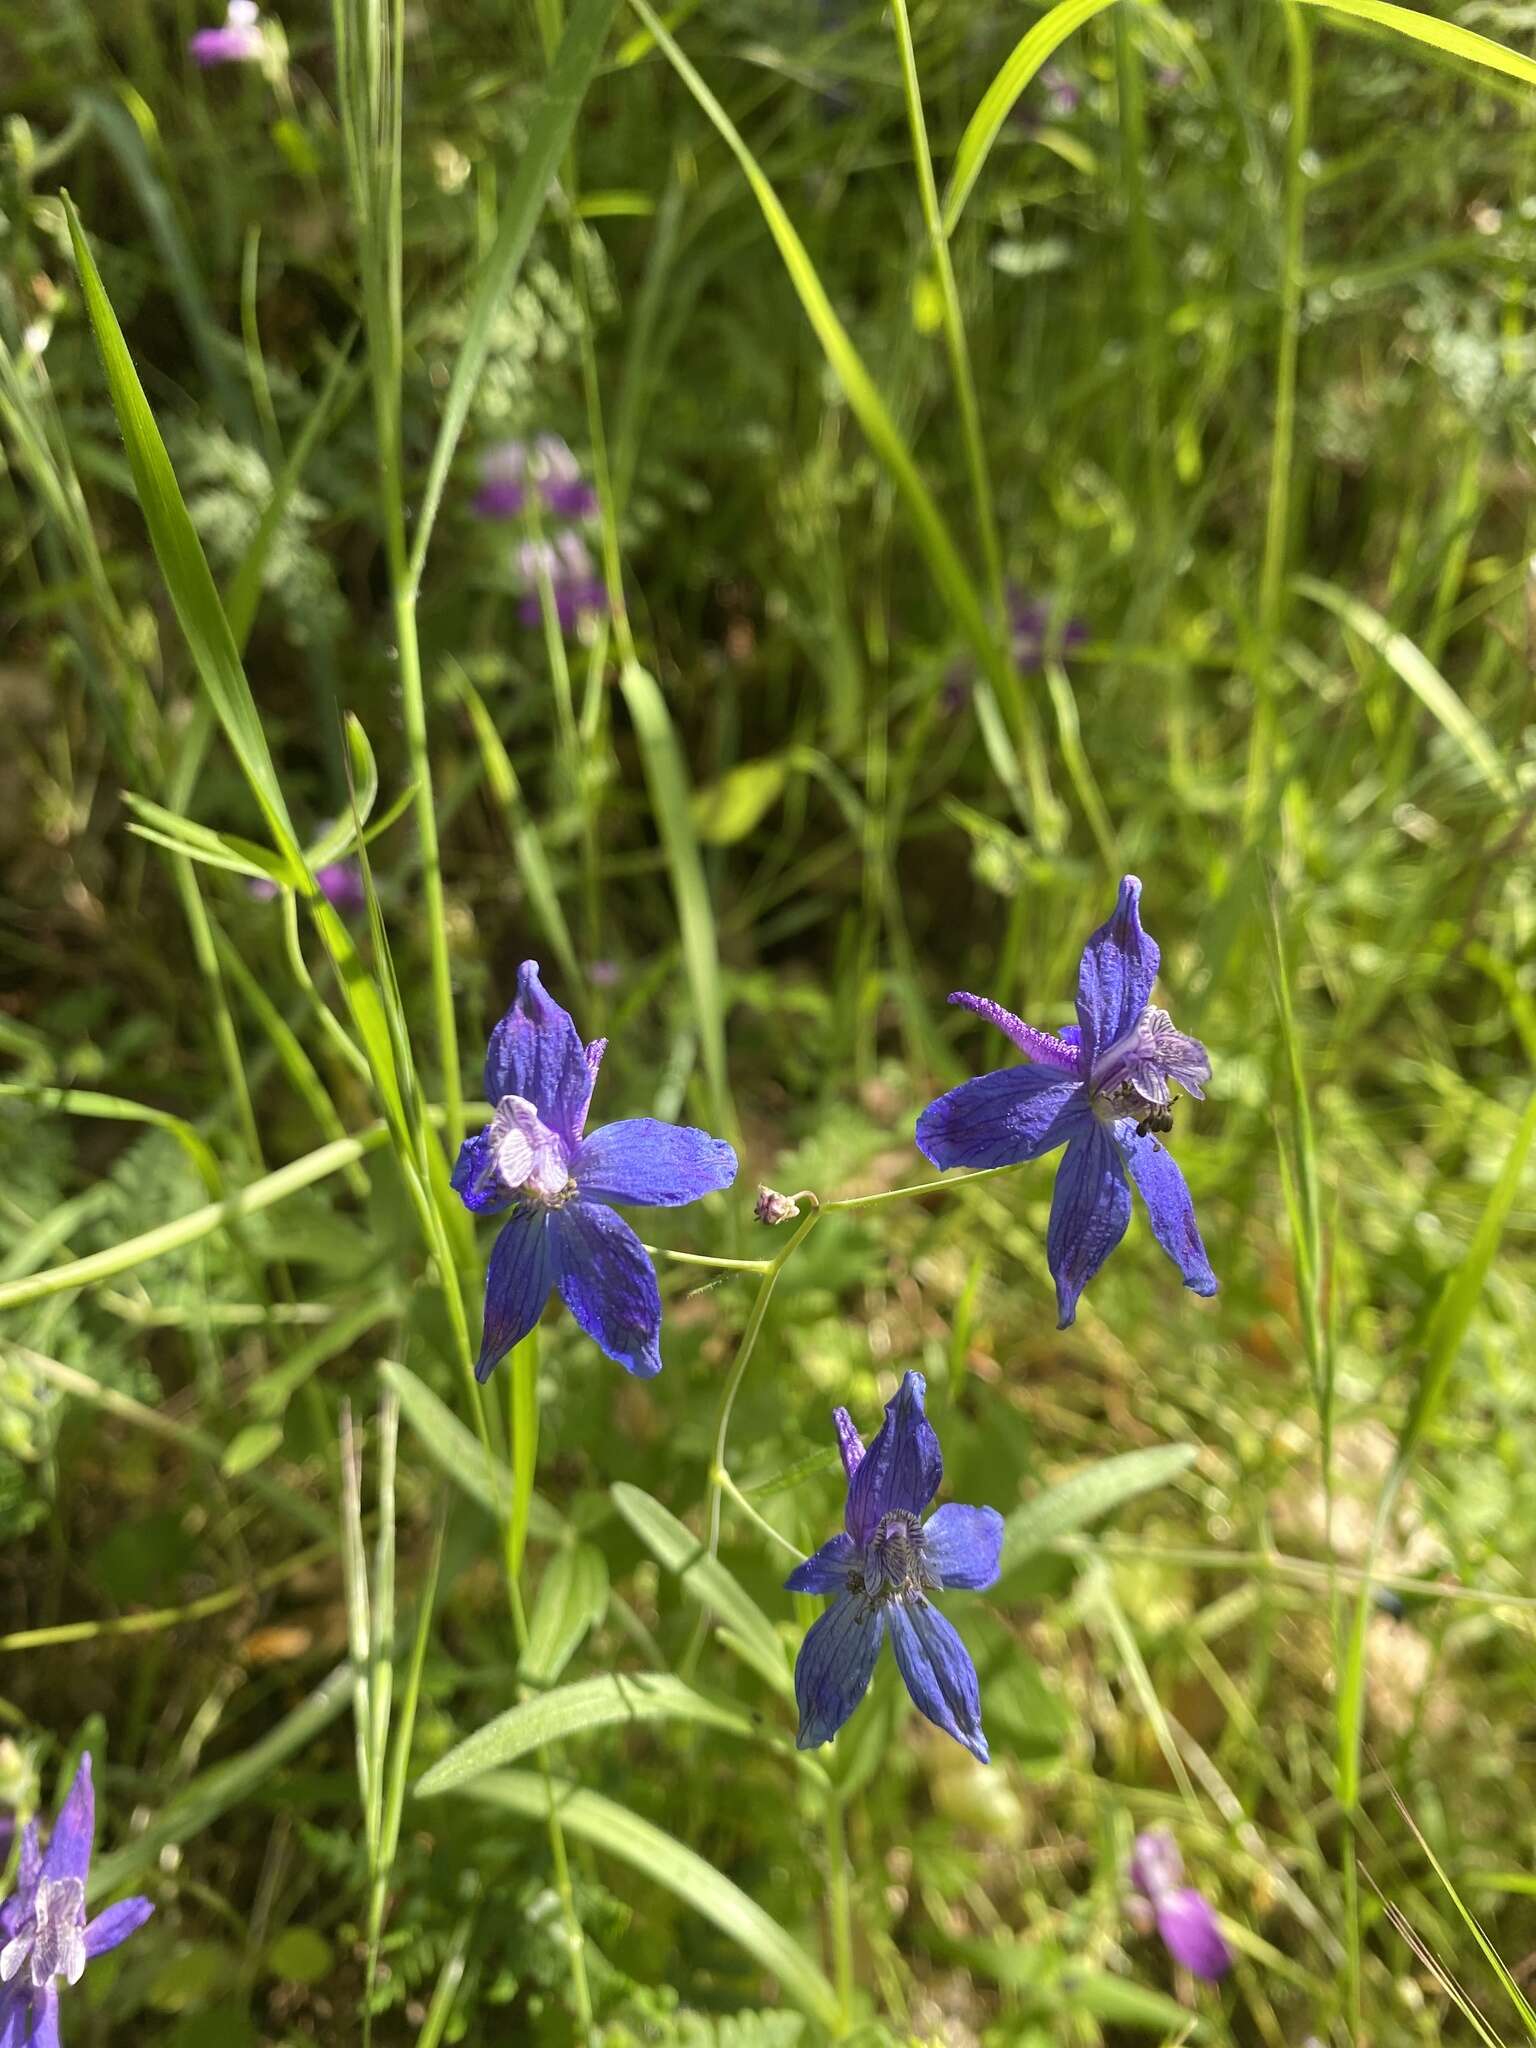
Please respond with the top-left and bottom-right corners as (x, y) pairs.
(3, 0), (1536, 2042)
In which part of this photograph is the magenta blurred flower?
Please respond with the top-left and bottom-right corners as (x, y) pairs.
(474, 435), (598, 523)
(1009, 587), (1088, 670)
(516, 531), (607, 635)
(1129, 1828), (1233, 1981)
(189, 0), (264, 64)
(247, 857), (364, 914)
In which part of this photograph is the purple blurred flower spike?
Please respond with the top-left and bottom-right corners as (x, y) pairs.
(0, 1756), (153, 2046)
(190, 0), (264, 64)
(917, 875), (1216, 1325)
(452, 962), (737, 1381)
(1129, 1827), (1233, 1982)
(787, 1374), (1003, 1762)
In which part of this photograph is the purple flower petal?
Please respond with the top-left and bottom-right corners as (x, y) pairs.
(1075, 875), (1160, 1068)
(846, 1372), (942, 1545)
(1129, 1826), (1184, 1898)
(792, 1594), (884, 1749)
(886, 1599), (989, 1762)
(833, 1407), (864, 1482)
(1047, 1121), (1132, 1327)
(2, 1985), (59, 2048)
(474, 1209), (555, 1382)
(1120, 1131), (1217, 1299)
(784, 1532), (858, 1595)
(189, 23), (263, 62)
(922, 1503), (1004, 1591)
(550, 1200), (663, 1379)
(83, 1897), (154, 1960)
(915, 1068), (1090, 1172)
(0, 1828), (39, 1942)
(451, 1130), (516, 1216)
(541, 478), (599, 520)
(572, 1120), (737, 1209)
(947, 992), (1081, 1071)
(483, 962), (595, 1146)
(1155, 1887), (1233, 1980)
(315, 861), (365, 916)
(38, 1760), (91, 1888)
(473, 479), (528, 519)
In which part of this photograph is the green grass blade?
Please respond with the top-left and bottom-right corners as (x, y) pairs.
(1294, 575), (1516, 804)
(0, 1127), (389, 1311)
(458, 1772), (841, 2029)
(941, 0), (1121, 236)
(508, 1329), (541, 1581)
(408, 0), (621, 586)
(416, 1673), (756, 1795)
(1294, 0), (1536, 85)
(615, 662), (735, 1139)
(62, 194), (301, 864)
(999, 1445), (1197, 1574)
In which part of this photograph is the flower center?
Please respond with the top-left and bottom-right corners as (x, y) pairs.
(1090, 1006), (1210, 1122)
(852, 1512), (935, 1605)
(483, 1096), (573, 1207)
(0, 1876), (87, 1991)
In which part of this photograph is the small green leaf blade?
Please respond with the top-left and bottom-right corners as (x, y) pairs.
(519, 1542), (609, 1687)
(610, 1481), (791, 1699)
(1000, 1445), (1197, 1575)
(416, 1672), (755, 1795)
(460, 1772), (840, 2029)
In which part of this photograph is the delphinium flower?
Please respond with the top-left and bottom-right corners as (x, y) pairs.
(786, 1372), (1003, 1762)
(452, 962), (737, 1381)
(189, 0), (264, 64)
(1127, 1827), (1233, 1981)
(0, 1755), (154, 2045)
(516, 532), (607, 637)
(916, 875), (1217, 1326)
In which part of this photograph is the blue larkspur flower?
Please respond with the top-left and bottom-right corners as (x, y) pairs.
(786, 1373), (1003, 1762)
(916, 875), (1217, 1327)
(1129, 1827), (1233, 1981)
(0, 1756), (153, 2047)
(453, 962), (737, 1381)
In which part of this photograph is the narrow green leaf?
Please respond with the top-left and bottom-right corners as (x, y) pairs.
(616, 663), (735, 1140)
(1338, 1085), (1536, 1811)
(459, 1772), (840, 2028)
(123, 794), (286, 883)
(1294, 575), (1516, 804)
(508, 1328), (541, 1581)
(692, 757), (788, 846)
(63, 194), (300, 864)
(381, 1360), (561, 1540)
(1000, 1445), (1197, 1574)
(307, 715), (380, 868)
(520, 1543), (609, 1687)
(89, 1663), (353, 1900)
(610, 1481), (791, 1699)
(409, 0), (622, 582)
(0, 1127), (388, 1312)
(449, 660), (581, 990)
(225, 328), (361, 653)
(416, 1672), (755, 1795)
(1294, 0), (1536, 86)
(941, 0), (1121, 236)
